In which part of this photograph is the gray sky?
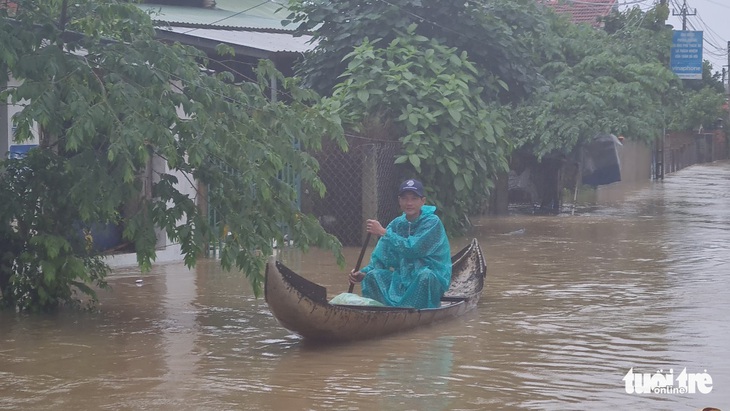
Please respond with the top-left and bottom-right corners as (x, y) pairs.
(665, 0), (729, 74)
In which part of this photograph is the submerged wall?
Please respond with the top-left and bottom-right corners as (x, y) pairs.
(594, 139), (653, 204)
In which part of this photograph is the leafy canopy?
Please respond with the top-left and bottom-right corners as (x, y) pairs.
(0, 0), (345, 311)
(286, 0), (548, 102)
(510, 6), (681, 159)
(322, 26), (510, 231)
(513, 3), (728, 159)
(670, 87), (726, 132)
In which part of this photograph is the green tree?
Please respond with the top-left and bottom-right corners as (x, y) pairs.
(511, 8), (680, 159)
(682, 61), (726, 93)
(0, 0), (344, 311)
(285, 0), (548, 102)
(284, 0), (550, 228)
(670, 87), (726, 132)
(603, 4), (726, 132)
(322, 28), (510, 231)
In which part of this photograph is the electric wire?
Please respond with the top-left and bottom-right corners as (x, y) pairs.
(669, 0), (727, 68)
(180, 0), (273, 34)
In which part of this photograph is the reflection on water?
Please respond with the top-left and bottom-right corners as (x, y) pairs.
(375, 336), (455, 411)
(1, 161), (729, 410)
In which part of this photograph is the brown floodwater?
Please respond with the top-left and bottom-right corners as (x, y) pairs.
(2, 161), (729, 410)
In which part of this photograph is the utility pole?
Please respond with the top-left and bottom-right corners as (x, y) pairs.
(672, 0), (696, 30)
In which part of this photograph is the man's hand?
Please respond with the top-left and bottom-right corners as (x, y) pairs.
(349, 269), (366, 284)
(365, 219), (386, 236)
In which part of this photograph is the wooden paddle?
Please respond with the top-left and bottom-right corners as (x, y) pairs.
(348, 232), (371, 293)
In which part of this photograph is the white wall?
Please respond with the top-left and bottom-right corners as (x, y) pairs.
(2, 76), (200, 267)
(2, 76), (40, 158)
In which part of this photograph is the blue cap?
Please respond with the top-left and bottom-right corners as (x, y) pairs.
(398, 179), (424, 197)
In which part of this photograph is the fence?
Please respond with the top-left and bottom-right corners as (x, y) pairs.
(205, 135), (403, 254)
(302, 136), (402, 246)
(657, 130), (728, 178)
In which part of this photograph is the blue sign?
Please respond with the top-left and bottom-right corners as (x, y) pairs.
(670, 31), (703, 80)
(8, 144), (37, 159)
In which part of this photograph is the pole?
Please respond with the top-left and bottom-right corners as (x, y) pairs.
(672, 0), (696, 31)
(347, 233), (371, 293)
(655, 106), (666, 181)
(270, 74), (277, 103)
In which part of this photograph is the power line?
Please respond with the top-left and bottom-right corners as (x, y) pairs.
(668, 0), (728, 71)
(695, 14), (726, 50)
(702, 0), (730, 10)
(181, 0), (273, 34)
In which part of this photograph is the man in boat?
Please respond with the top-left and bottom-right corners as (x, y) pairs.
(349, 179), (452, 309)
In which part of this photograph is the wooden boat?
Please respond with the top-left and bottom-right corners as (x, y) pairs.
(264, 238), (486, 342)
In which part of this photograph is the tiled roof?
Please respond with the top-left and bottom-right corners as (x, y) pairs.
(541, 0), (617, 27)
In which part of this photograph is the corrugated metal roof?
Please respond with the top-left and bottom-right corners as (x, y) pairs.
(141, 1), (312, 55)
(158, 25), (315, 53)
(139, 0), (294, 32)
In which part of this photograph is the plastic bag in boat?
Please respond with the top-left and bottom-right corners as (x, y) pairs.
(329, 292), (385, 306)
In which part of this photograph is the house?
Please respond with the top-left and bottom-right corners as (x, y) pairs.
(3, 0), (313, 156)
(139, 0), (315, 79)
(1, 0), (312, 266)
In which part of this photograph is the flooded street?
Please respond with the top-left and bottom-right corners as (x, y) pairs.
(2, 161), (729, 410)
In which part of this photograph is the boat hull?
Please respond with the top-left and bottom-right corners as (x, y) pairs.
(265, 238), (486, 342)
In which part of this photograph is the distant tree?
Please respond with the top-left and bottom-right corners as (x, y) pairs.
(603, 2), (670, 37)
(511, 6), (680, 159)
(670, 87), (726, 131)
(682, 61), (726, 93)
(0, 0), (344, 311)
(604, 3), (727, 129)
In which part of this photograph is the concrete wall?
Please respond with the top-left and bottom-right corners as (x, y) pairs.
(593, 139), (653, 203)
(615, 139), (653, 183)
(594, 131), (728, 204)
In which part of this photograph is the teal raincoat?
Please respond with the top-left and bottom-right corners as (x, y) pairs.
(361, 205), (451, 309)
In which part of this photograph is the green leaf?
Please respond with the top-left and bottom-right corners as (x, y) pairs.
(408, 113), (419, 126)
(448, 107), (462, 123)
(408, 154), (421, 170)
(446, 158), (458, 175)
(454, 175), (465, 191)
(449, 54), (462, 67)
(356, 89), (369, 103)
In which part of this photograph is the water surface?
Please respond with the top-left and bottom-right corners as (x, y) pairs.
(2, 161), (729, 410)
